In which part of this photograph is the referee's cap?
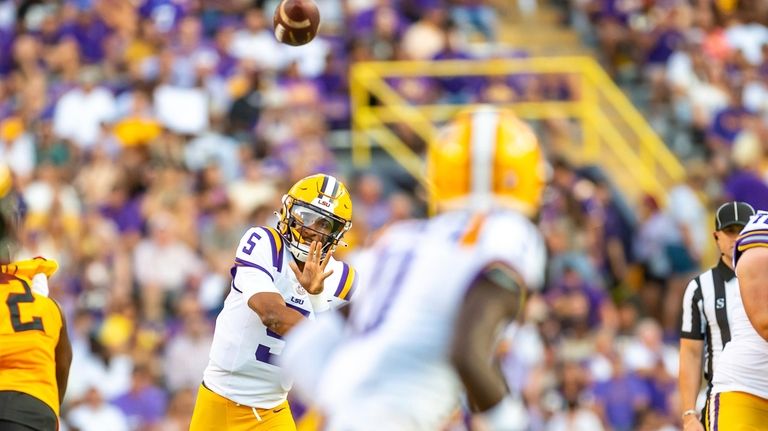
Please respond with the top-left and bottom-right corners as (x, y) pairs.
(715, 201), (755, 231)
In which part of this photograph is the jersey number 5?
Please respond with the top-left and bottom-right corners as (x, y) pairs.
(6, 279), (44, 333)
(255, 303), (309, 365)
(242, 231), (261, 255)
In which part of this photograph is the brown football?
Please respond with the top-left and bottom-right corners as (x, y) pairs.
(273, 0), (320, 46)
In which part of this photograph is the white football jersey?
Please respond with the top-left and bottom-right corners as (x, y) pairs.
(203, 226), (358, 408)
(316, 208), (546, 430)
(713, 211), (768, 399)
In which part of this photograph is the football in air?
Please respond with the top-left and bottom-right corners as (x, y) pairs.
(273, 0), (320, 46)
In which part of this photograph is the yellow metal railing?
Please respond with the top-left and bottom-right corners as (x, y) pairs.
(349, 57), (685, 201)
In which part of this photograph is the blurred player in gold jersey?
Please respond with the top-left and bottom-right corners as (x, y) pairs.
(0, 164), (72, 431)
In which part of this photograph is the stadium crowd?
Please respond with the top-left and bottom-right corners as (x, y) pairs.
(2, 0), (768, 430)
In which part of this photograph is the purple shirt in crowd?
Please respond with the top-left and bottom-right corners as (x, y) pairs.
(546, 279), (607, 329)
(646, 30), (684, 65)
(709, 106), (749, 145)
(724, 169), (768, 210)
(112, 386), (168, 428)
(100, 197), (145, 235)
(0, 30), (14, 76)
(592, 372), (651, 431)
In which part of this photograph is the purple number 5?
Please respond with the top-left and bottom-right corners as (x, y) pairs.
(255, 303), (310, 365)
(242, 231), (261, 255)
(255, 328), (282, 365)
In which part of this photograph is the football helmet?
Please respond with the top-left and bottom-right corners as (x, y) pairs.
(427, 106), (547, 216)
(277, 174), (352, 262)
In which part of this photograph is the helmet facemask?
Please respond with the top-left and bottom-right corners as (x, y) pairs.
(278, 197), (350, 262)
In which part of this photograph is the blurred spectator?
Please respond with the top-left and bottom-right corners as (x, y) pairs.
(197, 207), (242, 306)
(52, 67), (116, 151)
(591, 351), (652, 431)
(351, 172), (390, 232)
(546, 265), (615, 333)
(112, 365), (168, 430)
(360, 3), (402, 61)
(65, 327), (134, 401)
(623, 319), (678, 380)
(23, 162), (81, 234)
(666, 161), (709, 266)
(542, 157), (601, 285)
(589, 179), (633, 287)
(587, 328), (618, 383)
(0, 116), (36, 183)
(163, 301), (213, 392)
(720, 136), (768, 209)
(387, 192), (415, 222)
(449, 0), (497, 42)
(227, 68), (263, 139)
(132, 211), (204, 321)
(185, 126), (241, 183)
(226, 160), (280, 217)
(154, 83), (209, 135)
(155, 389), (196, 431)
(401, 7), (447, 60)
(113, 89), (162, 148)
(723, 15), (768, 66)
(34, 120), (73, 171)
(67, 387), (129, 431)
(623, 319), (678, 422)
(229, 7), (285, 70)
(76, 209), (133, 304)
(707, 88), (751, 155)
(98, 178), (145, 246)
(546, 362), (604, 431)
(633, 194), (685, 319)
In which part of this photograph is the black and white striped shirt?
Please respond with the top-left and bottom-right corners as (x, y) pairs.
(680, 259), (739, 388)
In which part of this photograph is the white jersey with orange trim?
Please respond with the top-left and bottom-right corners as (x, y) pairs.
(314, 208), (546, 430)
(203, 226), (359, 409)
(712, 211), (768, 399)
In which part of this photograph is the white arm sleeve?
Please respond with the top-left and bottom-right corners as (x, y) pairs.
(233, 266), (279, 299)
(31, 273), (50, 297)
(477, 212), (547, 291)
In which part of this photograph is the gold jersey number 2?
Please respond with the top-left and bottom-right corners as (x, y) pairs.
(6, 278), (45, 333)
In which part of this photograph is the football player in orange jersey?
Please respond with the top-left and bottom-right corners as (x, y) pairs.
(0, 164), (72, 431)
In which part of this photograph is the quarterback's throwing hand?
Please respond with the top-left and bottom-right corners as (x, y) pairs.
(290, 241), (334, 295)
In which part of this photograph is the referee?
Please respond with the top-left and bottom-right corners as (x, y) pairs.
(678, 201), (755, 430)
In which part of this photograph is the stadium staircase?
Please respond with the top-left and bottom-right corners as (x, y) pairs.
(347, 0), (685, 205)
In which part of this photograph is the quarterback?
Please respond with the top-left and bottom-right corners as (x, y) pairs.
(282, 107), (548, 430)
(190, 174), (358, 431)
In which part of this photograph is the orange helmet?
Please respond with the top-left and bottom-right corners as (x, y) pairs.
(427, 106), (547, 216)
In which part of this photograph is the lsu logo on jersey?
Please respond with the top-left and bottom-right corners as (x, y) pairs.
(290, 296), (305, 305)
